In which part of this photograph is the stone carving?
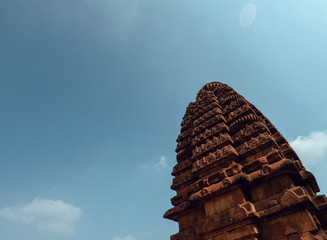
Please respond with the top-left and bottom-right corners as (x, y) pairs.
(172, 159), (192, 176)
(192, 134), (233, 159)
(229, 113), (261, 130)
(236, 132), (275, 156)
(176, 128), (192, 142)
(175, 137), (191, 152)
(227, 104), (252, 122)
(164, 82), (327, 240)
(192, 127), (231, 147)
(192, 145), (238, 172)
(171, 233), (186, 240)
(171, 170), (193, 190)
(193, 107), (223, 127)
(233, 202), (257, 221)
(223, 97), (246, 114)
(193, 101), (220, 118)
(280, 187), (309, 207)
(192, 117), (227, 136)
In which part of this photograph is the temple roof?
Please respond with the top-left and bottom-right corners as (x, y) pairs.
(164, 82), (319, 220)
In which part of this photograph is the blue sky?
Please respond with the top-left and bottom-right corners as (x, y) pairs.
(1, 1), (327, 240)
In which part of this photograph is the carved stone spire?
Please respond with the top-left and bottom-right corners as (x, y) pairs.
(164, 82), (327, 240)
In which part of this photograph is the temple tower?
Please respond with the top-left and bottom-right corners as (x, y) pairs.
(164, 82), (327, 240)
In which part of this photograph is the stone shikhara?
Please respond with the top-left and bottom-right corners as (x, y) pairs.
(164, 82), (327, 240)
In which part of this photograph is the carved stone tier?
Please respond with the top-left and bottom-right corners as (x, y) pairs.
(164, 82), (327, 240)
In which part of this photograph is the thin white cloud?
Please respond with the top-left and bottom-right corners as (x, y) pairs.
(0, 198), (82, 235)
(111, 235), (137, 240)
(290, 131), (327, 166)
(139, 155), (168, 171)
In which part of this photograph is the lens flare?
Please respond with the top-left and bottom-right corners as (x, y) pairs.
(240, 3), (256, 28)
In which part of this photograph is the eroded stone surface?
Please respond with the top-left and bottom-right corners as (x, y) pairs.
(164, 82), (327, 240)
